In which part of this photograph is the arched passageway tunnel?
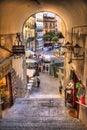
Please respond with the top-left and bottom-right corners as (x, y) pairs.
(1, 0), (86, 93)
(0, 0), (87, 37)
(0, 0), (87, 128)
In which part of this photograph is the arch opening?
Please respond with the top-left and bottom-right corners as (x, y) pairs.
(22, 11), (67, 52)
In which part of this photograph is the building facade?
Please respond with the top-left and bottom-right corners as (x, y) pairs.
(0, 33), (27, 116)
(35, 12), (44, 51)
(23, 16), (36, 51)
(43, 12), (56, 34)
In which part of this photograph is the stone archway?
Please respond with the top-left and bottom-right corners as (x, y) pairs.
(0, 0), (87, 36)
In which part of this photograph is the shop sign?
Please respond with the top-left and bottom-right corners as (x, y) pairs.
(12, 45), (25, 54)
(0, 60), (12, 79)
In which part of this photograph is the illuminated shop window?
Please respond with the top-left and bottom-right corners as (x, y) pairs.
(0, 77), (8, 104)
(0, 77), (6, 88)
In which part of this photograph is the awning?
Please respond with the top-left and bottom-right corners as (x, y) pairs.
(37, 38), (43, 41)
(25, 50), (36, 57)
(44, 41), (53, 44)
(25, 51), (30, 57)
(26, 59), (37, 64)
(27, 69), (36, 78)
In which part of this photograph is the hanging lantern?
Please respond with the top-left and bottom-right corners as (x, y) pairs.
(73, 44), (82, 57)
(64, 41), (73, 51)
(58, 33), (64, 43)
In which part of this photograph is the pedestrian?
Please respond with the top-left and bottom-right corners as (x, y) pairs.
(59, 81), (63, 94)
(38, 63), (41, 72)
(43, 64), (45, 72)
(33, 76), (37, 87)
(46, 64), (49, 73)
(36, 69), (39, 76)
(27, 75), (29, 83)
(37, 77), (40, 88)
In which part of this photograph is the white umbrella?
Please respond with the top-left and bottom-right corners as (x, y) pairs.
(25, 50), (36, 58)
(26, 58), (37, 64)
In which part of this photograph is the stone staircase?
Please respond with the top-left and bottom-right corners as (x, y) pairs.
(0, 97), (87, 130)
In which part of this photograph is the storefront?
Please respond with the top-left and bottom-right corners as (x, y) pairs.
(49, 60), (64, 78)
(0, 75), (12, 110)
(0, 59), (16, 110)
(65, 68), (86, 109)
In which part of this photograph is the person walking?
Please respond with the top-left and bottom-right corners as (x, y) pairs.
(43, 64), (45, 72)
(59, 81), (63, 94)
(35, 69), (39, 76)
(38, 63), (41, 72)
(46, 64), (49, 73)
(37, 77), (40, 88)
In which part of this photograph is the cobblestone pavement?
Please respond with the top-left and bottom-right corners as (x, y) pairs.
(0, 72), (87, 130)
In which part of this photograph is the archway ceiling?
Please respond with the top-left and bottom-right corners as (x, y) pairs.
(0, 48), (11, 62)
(0, 0), (87, 34)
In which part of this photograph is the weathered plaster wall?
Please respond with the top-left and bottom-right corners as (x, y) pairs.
(0, 0), (87, 35)
(12, 55), (27, 98)
(78, 36), (87, 127)
(64, 28), (87, 126)
(0, 0), (87, 125)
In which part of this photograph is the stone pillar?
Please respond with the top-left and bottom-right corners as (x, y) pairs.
(12, 55), (27, 98)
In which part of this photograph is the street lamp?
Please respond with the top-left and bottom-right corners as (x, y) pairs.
(73, 44), (84, 57)
(61, 41), (85, 63)
(58, 33), (64, 44)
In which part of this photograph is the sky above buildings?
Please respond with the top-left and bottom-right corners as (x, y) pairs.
(44, 12), (55, 17)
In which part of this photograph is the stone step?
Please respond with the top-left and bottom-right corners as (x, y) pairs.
(0, 125), (87, 130)
(0, 118), (86, 129)
(4, 117), (73, 123)
(0, 97), (86, 130)
(0, 117), (82, 123)
(15, 98), (65, 105)
(0, 122), (85, 128)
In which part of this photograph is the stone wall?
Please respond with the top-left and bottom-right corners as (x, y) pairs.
(64, 26), (87, 126)
(12, 55), (27, 98)
(79, 36), (87, 127)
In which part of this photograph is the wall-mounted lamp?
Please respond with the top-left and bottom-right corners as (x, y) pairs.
(62, 41), (73, 51)
(62, 41), (85, 63)
(73, 44), (85, 58)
